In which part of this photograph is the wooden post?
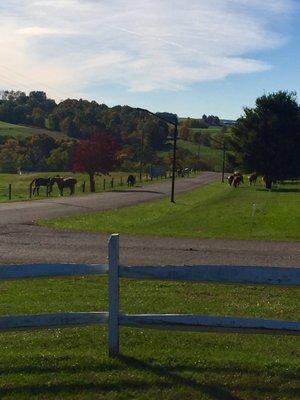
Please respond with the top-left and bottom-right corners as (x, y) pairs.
(8, 184), (12, 200)
(103, 179), (106, 191)
(120, 177), (123, 186)
(111, 178), (114, 188)
(82, 181), (86, 193)
(108, 234), (120, 357)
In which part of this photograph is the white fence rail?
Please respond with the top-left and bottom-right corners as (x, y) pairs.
(1, 233), (299, 357)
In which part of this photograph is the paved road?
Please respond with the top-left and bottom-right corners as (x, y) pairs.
(0, 172), (299, 266)
(0, 172), (218, 224)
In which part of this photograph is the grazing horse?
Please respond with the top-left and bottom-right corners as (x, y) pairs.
(50, 177), (77, 196)
(228, 171), (244, 187)
(177, 168), (185, 177)
(127, 175), (136, 187)
(30, 177), (52, 196)
(233, 175), (243, 187)
(248, 173), (257, 186)
(227, 174), (235, 186)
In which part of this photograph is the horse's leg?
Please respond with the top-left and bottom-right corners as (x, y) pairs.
(37, 186), (40, 196)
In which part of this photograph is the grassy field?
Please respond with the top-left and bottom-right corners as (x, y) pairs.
(159, 139), (224, 171)
(0, 120), (64, 139)
(41, 179), (300, 241)
(0, 275), (298, 399)
(177, 139), (223, 170)
(189, 126), (225, 135)
(0, 171), (168, 202)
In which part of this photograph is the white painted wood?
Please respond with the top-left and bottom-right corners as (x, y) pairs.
(1, 235), (299, 358)
(108, 234), (120, 357)
(0, 264), (108, 280)
(0, 312), (108, 331)
(120, 265), (300, 286)
(119, 314), (300, 335)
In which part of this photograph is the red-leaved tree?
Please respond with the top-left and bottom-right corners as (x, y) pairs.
(73, 130), (121, 192)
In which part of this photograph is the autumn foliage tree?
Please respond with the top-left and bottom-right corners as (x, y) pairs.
(73, 130), (121, 192)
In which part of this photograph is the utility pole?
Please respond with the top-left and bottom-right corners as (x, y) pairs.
(139, 125), (144, 181)
(171, 122), (178, 203)
(222, 140), (226, 183)
(137, 108), (178, 203)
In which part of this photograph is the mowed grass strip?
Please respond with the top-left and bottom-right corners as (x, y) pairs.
(0, 171), (148, 202)
(0, 275), (299, 399)
(40, 180), (300, 241)
(0, 120), (65, 139)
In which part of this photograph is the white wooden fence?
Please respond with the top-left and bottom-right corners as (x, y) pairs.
(1, 234), (299, 357)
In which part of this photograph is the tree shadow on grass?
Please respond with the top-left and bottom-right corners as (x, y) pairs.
(271, 188), (300, 193)
(112, 189), (165, 194)
(256, 188), (300, 193)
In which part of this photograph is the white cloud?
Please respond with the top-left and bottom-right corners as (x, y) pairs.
(0, 0), (295, 98)
(17, 27), (64, 36)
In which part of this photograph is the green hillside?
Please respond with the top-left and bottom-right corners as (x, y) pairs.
(177, 139), (223, 170)
(0, 120), (65, 139)
(189, 126), (224, 135)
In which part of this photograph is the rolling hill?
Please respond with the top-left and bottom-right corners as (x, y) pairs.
(0, 120), (65, 139)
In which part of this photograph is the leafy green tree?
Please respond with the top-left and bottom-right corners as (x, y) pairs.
(0, 149), (20, 172)
(231, 91), (300, 189)
(46, 148), (72, 171)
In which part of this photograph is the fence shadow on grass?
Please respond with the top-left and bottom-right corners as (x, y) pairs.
(118, 354), (242, 400)
(0, 356), (298, 399)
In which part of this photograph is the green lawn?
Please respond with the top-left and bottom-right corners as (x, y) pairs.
(0, 275), (298, 399)
(41, 180), (300, 241)
(0, 120), (64, 139)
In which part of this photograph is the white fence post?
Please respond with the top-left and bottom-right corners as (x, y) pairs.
(108, 234), (120, 357)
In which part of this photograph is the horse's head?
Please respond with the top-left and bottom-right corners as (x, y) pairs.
(49, 176), (63, 185)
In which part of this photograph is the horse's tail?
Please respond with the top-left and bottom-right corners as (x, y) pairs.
(29, 179), (36, 189)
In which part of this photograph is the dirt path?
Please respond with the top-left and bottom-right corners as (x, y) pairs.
(0, 171), (299, 267)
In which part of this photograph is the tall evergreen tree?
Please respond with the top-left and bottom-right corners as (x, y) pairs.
(231, 91), (300, 189)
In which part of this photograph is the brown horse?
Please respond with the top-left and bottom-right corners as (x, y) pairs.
(50, 177), (77, 196)
(248, 173), (257, 185)
(127, 175), (136, 187)
(30, 177), (52, 196)
(233, 175), (243, 187)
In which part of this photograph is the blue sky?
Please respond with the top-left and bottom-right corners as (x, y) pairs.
(0, 0), (299, 119)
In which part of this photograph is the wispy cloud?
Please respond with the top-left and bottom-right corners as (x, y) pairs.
(0, 0), (295, 99)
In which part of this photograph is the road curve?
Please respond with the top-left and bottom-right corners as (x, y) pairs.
(0, 171), (299, 267)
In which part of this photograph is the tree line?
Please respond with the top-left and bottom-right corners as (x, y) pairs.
(0, 134), (74, 173)
(0, 90), (175, 173)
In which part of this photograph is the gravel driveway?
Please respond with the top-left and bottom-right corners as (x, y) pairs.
(0, 172), (299, 267)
